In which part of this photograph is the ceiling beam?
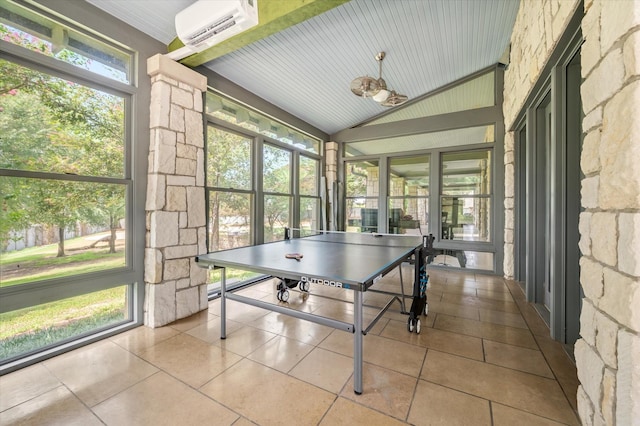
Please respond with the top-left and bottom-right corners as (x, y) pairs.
(169, 0), (349, 67)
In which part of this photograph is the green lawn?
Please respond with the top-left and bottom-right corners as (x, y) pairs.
(0, 234), (125, 287)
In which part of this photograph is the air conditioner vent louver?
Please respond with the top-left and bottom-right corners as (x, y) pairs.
(167, 0), (258, 60)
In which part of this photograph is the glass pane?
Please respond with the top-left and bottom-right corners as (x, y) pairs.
(207, 268), (262, 294)
(208, 191), (251, 252)
(300, 197), (320, 233)
(0, 59), (125, 177)
(344, 125), (494, 157)
(206, 127), (252, 190)
(431, 250), (493, 271)
(0, 5), (131, 83)
(264, 195), (290, 242)
(0, 177), (127, 287)
(345, 198), (378, 233)
(206, 92), (320, 154)
(442, 150), (492, 196)
(263, 145), (291, 194)
(299, 156), (319, 196)
(441, 197), (491, 242)
(389, 155), (430, 196)
(346, 160), (379, 197)
(388, 197), (429, 235)
(0, 285), (129, 362)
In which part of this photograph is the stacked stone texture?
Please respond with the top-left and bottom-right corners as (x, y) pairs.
(575, 1), (640, 424)
(504, 0), (640, 424)
(144, 55), (208, 327)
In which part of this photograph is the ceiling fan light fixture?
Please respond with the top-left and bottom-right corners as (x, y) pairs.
(350, 76), (381, 97)
(351, 51), (408, 106)
(372, 78), (389, 102)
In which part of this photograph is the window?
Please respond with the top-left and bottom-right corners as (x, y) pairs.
(0, 2), (138, 371)
(299, 155), (320, 232)
(441, 150), (492, 242)
(263, 144), (291, 242)
(205, 92), (323, 291)
(389, 155), (430, 234)
(345, 160), (379, 233)
(205, 126), (259, 290)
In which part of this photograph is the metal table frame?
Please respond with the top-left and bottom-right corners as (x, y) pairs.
(197, 233), (426, 394)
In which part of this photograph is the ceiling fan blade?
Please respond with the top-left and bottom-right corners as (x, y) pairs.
(381, 91), (408, 107)
(350, 76), (381, 97)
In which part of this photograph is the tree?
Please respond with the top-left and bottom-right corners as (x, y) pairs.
(1, 23), (126, 256)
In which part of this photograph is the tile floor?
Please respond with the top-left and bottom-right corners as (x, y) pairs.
(0, 267), (580, 425)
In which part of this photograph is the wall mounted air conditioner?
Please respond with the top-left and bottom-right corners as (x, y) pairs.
(166, 0), (259, 61)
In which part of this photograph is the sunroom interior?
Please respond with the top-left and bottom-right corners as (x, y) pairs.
(2, 0), (622, 424)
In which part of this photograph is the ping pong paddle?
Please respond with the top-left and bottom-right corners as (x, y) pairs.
(285, 253), (303, 260)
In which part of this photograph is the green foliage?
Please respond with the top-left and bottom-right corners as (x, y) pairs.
(0, 46), (125, 255)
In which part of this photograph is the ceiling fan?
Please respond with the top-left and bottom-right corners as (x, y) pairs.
(350, 52), (408, 107)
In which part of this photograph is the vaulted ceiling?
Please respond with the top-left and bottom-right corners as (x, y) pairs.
(86, 0), (520, 136)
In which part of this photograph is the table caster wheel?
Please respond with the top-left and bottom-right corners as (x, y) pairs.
(407, 318), (414, 332)
(299, 281), (310, 292)
(416, 319), (421, 334)
(280, 289), (289, 302)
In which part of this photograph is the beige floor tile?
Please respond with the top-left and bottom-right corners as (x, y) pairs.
(289, 347), (353, 393)
(0, 363), (61, 412)
(138, 333), (242, 388)
(517, 302), (553, 336)
(247, 335), (314, 372)
(441, 293), (521, 313)
(478, 308), (528, 329)
(0, 385), (102, 426)
(249, 311), (334, 345)
(476, 289), (515, 302)
(320, 397), (406, 425)
(535, 334), (580, 411)
(484, 340), (554, 378)
(381, 320), (484, 361)
(341, 363), (417, 420)
(427, 298), (481, 320)
(167, 309), (212, 332)
(421, 350), (579, 425)
(110, 324), (180, 354)
(210, 325), (277, 356)
(201, 359), (335, 426)
(43, 340), (158, 407)
(93, 372), (239, 425)
(320, 330), (426, 377)
(231, 417), (258, 426)
(492, 402), (567, 425)
(407, 380), (491, 426)
(434, 314), (537, 349)
(186, 317), (244, 343)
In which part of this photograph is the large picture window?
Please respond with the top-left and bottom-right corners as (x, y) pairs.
(440, 150), (492, 242)
(0, 3), (138, 371)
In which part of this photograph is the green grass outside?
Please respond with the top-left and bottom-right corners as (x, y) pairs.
(0, 234), (125, 287)
(0, 286), (127, 361)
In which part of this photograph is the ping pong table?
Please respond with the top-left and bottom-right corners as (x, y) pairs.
(196, 230), (430, 395)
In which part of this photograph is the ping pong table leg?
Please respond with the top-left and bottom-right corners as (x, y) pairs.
(353, 290), (363, 395)
(220, 267), (227, 340)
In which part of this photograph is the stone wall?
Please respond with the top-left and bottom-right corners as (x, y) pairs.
(502, 0), (581, 278)
(144, 54), (209, 327)
(574, 1), (640, 424)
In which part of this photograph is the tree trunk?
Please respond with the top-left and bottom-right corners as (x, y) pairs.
(57, 226), (65, 257)
(109, 214), (116, 253)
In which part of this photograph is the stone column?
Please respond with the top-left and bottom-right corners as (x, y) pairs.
(144, 54), (208, 327)
(325, 141), (338, 230)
